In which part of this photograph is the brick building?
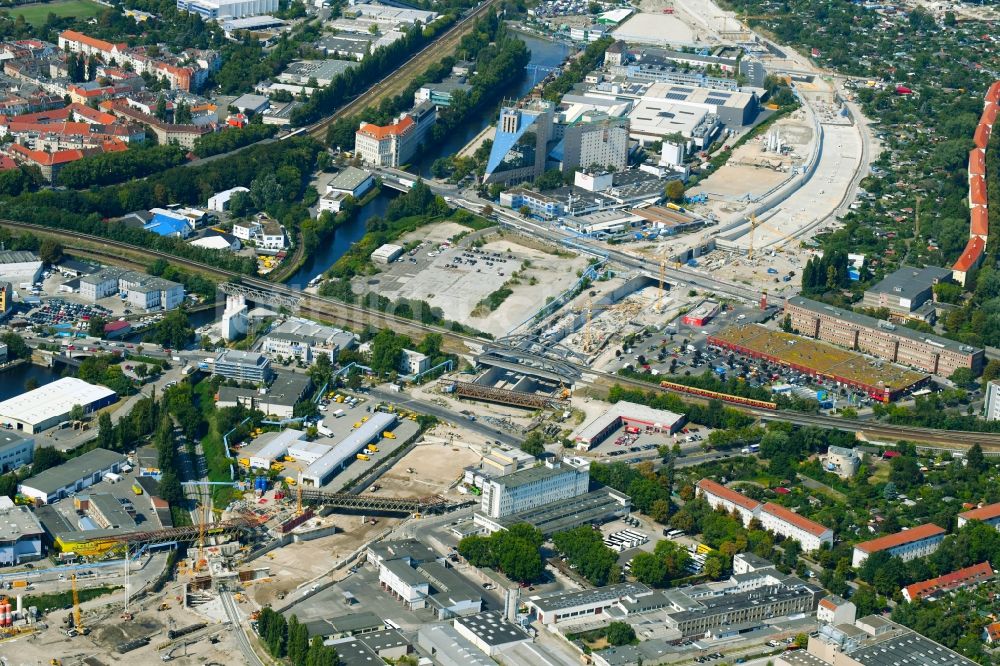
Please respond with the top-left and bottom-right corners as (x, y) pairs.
(784, 296), (983, 377)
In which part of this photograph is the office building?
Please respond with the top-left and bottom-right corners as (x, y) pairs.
(0, 250), (42, 285)
(79, 267), (184, 311)
(986, 380), (1000, 421)
(207, 186), (249, 212)
(399, 348), (430, 375)
(479, 460), (590, 520)
(261, 318), (355, 363)
(760, 502), (834, 552)
(901, 561), (993, 602)
(483, 99), (555, 185)
(213, 350), (273, 383)
(0, 503), (44, 566)
(177, 0), (278, 19)
(374, 538), (481, 617)
(554, 113), (629, 172)
(18, 448), (124, 503)
(414, 75), (472, 107)
(861, 265), (952, 322)
(574, 400), (685, 449)
(665, 584), (819, 637)
(696, 478), (761, 527)
(464, 446), (536, 488)
(795, 616), (980, 666)
(851, 523), (946, 568)
(526, 582), (652, 625)
(217, 372), (311, 419)
(0, 378), (117, 434)
(957, 501), (1000, 529)
(785, 296), (984, 378)
(0, 431), (33, 473)
(355, 102), (436, 167)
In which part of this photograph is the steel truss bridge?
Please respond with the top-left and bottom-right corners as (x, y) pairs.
(477, 334), (585, 383)
(86, 517), (257, 550)
(298, 489), (469, 514)
(451, 380), (566, 409)
(220, 282), (301, 310)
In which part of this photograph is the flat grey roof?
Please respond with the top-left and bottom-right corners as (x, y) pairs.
(418, 561), (482, 605)
(787, 296), (981, 355)
(0, 430), (30, 452)
(88, 493), (136, 529)
(0, 505), (43, 540)
(20, 448), (123, 496)
(384, 559), (427, 587)
(417, 624), (495, 666)
(357, 628), (408, 651)
(268, 372), (312, 404)
(455, 610), (529, 646)
(328, 166), (373, 192)
(216, 350), (269, 365)
(528, 582), (649, 612)
(328, 637), (382, 666)
(494, 488), (627, 536)
(327, 611), (384, 634)
(850, 631), (977, 666)
(494, 462), (575, 489)
(0, 250), (40, 264)
(866, 265), (951, 297)
(369, 538), (437, 564)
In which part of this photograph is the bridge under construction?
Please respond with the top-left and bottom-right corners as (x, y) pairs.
(297, 489), (467, 514)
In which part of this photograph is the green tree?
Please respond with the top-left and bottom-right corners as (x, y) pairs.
(521, 431), (546, 457)
(0, 333), (29, 360)
(630, 551), (668, 586)
(69, 404), (85, 422)
(97, 411), (115, 450)
(88, 315), (107, 338)
(606, 622), (636, 646)
(38, 238), (63, 264)
(32, 446), (66, 474)
(287, 615), (310, 665)
(949, 367), (976, 388)
(145, 309), (194, 349)
(665, 179), (685, 202)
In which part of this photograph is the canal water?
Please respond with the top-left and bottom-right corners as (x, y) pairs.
(0, 362), (66, 401)
(283, 33), (573, 288)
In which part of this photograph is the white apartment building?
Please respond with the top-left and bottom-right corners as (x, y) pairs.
(176, 0), (278, 19)
(232, 214), (287, 251)
(399, 348), (430, 375)
(696, 478), (761, 527)
(986, 380), (1000, 421)
(759, 502), (834, 552)
(260, 318), (356, 363)
(851, 524), (946, 568)
(480, 460), (590, 519)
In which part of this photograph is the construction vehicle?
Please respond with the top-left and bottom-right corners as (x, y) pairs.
(285, 476), (297, 486)
(335, 395), (345, 403)
(352, 422), (362, 429)
(367, 444), (379, 453)
(383, 431), (396, 440)
(238, 458), (250, 467)
(270, 462), (285, 472)
(356, 453), (370, 461)
(70, 574), (87, 636)
(361, 416), (370, 423)
(158, 603), (170, 611)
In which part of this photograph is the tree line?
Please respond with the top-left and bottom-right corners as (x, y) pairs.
(57, 145), (188, 189)
(256, 608), (340, 666)
(457, 523), (545, 583)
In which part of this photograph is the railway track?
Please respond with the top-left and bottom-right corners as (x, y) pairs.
(305, 0), (502, 142)
(4, 219), (1000, 449)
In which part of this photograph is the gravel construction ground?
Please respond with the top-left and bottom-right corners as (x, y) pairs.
(378, 441), (483, 500)
(613, 11), (697, 45)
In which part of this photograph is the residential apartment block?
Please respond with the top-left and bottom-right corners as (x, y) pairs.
(851, 523), (946, 568)
(759, 502), (834, 552)
(696, 478), (761, 527)
(957, 501), (1000, 529)
(785, 296), (984, 377)
(901, 561), (993, 602)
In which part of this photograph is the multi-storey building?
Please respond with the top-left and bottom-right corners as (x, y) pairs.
(0, 431), (33, 474)
(480, 460), (589, 519)
(260, 318), (356, 363)
(483, 99), (554, 185)
(555, 113), (629, 172)
(232, 214), (287, 251)
(759, 502), (834, 552)
(986, 380), (1000, 421)
(785, 296), (984, 377)
(861, 265), (952, 323)
(176, 0), (278, 19)
(696, 478), (761, 526)
(851, 523), (946, 568)
(79, 268), (184, 311)
(901, 561), (993, 602)
(213, 350), (273, 384)
(957, 501), (1000, 529)
(354, 102), (436, 167)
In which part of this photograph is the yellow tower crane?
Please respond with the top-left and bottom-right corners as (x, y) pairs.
(195, 502), (207, 572)
(296, 483), (303, 516)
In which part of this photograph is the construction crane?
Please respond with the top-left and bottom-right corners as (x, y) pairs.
(71, 574), (83, 635)
(296, 484), (303, 516)
(195, 502), (207, 572)
(581, 298), (596, 353)
(748, 213), (761, 260)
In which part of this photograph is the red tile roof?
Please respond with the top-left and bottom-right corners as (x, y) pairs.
(762, 502), (831, 537)
(970, 148), (986, 176)
(356, 114), (415, 140)
(696, 479), (761, 512)
(854, 523), (945, 554)
(971, 206), (989, 239)
(970, 175), (988, 206)
(59, 30), (126, 54)
(959, 501), (1000, 522)
(818, 598), (839, 611)
(985, 622), (1000, 642)
(989, 81), (1000, 106)
(974, 122), (991, 149)
(902, 561), (993, 602)
(983, 103), (998, 127)
(952, 236), (986, 273)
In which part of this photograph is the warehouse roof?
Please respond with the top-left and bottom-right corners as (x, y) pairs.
(0, 250), (40, 264)
(20, 448), (123, 496)
(327, 166), (373, 193)
(0, 377), (117, 428)
(866, 265), (951, 297)
(417, 624), (495, 666)
(854, 523), (945, 554)
(787, 296), (981, 356)
(528, 582), (649, 612)
(301, 412), (396, 483)
(576, 400), (684, 443)
(492, 461), (579, 489)
(0, 505), (43, 541)
(455, 611), (530, 646)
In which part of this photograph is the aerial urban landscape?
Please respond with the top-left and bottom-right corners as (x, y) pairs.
(0, 0), (996, 663)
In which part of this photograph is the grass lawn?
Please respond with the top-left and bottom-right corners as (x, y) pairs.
(193, 380), (241, 510)
(5, 0), (104, 25)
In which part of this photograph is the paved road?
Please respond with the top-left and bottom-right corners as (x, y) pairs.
(366, 385), (525, 446)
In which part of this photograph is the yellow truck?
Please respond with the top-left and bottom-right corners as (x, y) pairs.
(238, 458), (250, 467)
(285, 476), (297, 486)
(271, 463), (285, 472)
(361, 416), (370, 423)
(367, 444), (379, 453)
(383, 431), (396, 440)
(131, 483), (143, 495)
(353, 422), (362, 429)
(335, 395), (345, 403)
(357, 453), (371, 461)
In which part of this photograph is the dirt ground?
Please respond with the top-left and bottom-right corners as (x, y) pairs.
(249, 515), (401, 606)
(398, 220), (470, 246)
(378, 441), (483, 500)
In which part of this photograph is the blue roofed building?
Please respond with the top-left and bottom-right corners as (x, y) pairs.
(483, 99), (554, 186)
(144, 211), (191, 239)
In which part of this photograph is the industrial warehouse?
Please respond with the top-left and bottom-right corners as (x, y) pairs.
(0, 378), (118, 434)
(708, 324), (930, 402)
